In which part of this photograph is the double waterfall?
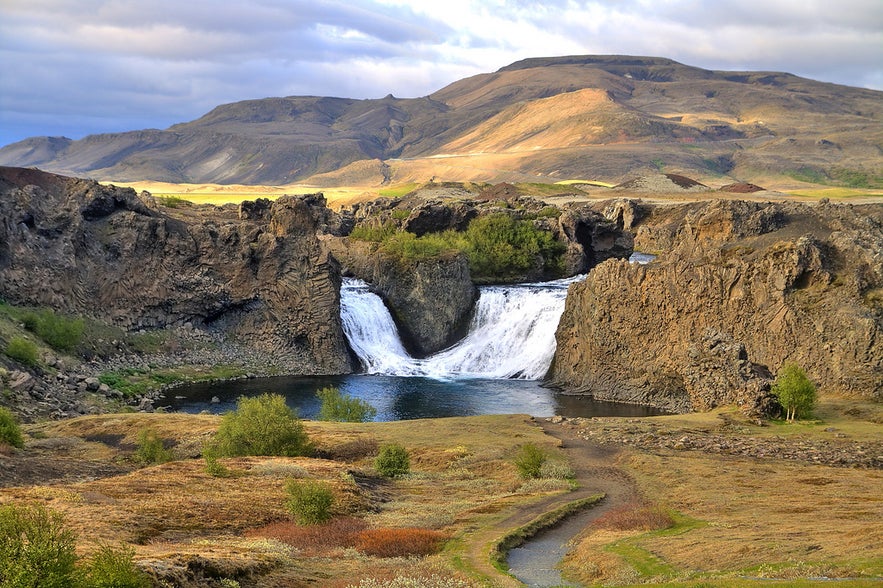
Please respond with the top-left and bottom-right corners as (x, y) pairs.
(340, 276), (582, 380)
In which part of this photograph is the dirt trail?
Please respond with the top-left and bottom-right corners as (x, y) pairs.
(461, 418), (638, 587)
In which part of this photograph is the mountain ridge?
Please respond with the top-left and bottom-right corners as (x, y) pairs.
(1, 55), (880, 187)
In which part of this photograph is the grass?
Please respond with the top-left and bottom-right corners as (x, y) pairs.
(555, 179), (616, 188)
(490, 494), (605, 572)
(98, 365), (246, 397)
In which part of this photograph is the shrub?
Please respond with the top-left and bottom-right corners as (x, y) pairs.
(0, 503), (77, 588)
(350, 221), (398, 242)
(213, 393), (311, 457)
(317, 386), (377, 422)
(379, 231), (461, 262)
(5, 336), (38, 367)
(248, 516), (366, 554)
(375, 443), (410, 478)
(355, 527), (446, 558)
(463, 214), (565, 280)
(77, 544), (151, 588)
(21, 309), (83, 352)
(0, 407), (24, 449)
(514, 443), (547, 479)
(134, 429), (173, 465)
(285, 479), (334, 525)
(203, 452), (232, 478)
(771, 362), (817, 421)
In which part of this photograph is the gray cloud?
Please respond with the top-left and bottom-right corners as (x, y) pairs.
(1, 0), (880, 147)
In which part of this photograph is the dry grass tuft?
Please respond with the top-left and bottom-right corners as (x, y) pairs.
(355, 528), (447, 558)
(592, 501), (674, 532)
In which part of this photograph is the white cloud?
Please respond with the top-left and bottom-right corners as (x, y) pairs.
(0, 0), (880, 147)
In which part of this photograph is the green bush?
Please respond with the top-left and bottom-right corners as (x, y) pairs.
(202, 445), (232, 478)
(379, 230), (461, 262)
(350, 221), (398, 242)
(514, 443), (547, 479)
(5, 336), (38, 367)
(375, 443), (410, 478)
(285, 479), (335, 525)
(771, 362), (817, 421)
(21, 309), (84, 352)
(134, 429), (173, 465)
(0, 407), (24, 449)
(213, 393), (311, 457)
(0, 503), (78, 588)
(77, 544), (151, 588)
(464, 214), (565, 279)
(317, 387), (377, 422)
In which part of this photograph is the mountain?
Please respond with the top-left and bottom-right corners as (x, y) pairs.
(1, 55), (880, 187)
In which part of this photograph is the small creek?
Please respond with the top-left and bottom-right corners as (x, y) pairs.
(507, 509), (597, 587)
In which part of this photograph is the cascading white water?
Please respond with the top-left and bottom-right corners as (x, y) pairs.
(340, 275), (582, 380)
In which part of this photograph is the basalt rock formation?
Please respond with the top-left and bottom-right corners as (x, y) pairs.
(330, 193), (632, 355)
(0, 166), (352, 374)
(552, 199), (883, 414)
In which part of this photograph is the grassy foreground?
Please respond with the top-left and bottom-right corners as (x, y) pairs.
(1, 405), (881, 587)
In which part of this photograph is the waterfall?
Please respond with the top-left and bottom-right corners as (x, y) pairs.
(340, 275), (582, 380)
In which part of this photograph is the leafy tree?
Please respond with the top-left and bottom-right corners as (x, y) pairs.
(0, 503), (77, 588)
(0, 407), (24, 449)
(317, 387), (377, 422)
(375, 443), (410, 478)
(213, 393), (311, 457)
(771, 362), (817, 421)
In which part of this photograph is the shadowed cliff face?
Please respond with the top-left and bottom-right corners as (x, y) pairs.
(552, 200), (883, 413)
(0, 166), (353, 375)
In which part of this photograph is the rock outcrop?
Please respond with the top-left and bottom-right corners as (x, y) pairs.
(0, 166), (352, 374)
(551, 199), (883, 413)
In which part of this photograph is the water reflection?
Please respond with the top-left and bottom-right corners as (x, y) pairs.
(160, 374), (663, 421)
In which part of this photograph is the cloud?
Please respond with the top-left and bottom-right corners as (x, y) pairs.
(1, 0), (881, 147)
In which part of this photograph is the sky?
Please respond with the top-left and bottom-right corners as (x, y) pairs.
(1, 0), (881, 148)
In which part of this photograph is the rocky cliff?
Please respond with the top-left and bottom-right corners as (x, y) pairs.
(0, 166), (352, 374)
(551, 199), (883, 413)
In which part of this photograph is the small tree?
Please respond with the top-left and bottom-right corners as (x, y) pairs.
(317, 387), (377, 422)
(285, 480), (334, 525)
(375, 443), (410, 478)
(0, 503), (77, 587)
(771, 362), (817, 421)
(0, 407), (24, 449)
(213, 393), (311, 457)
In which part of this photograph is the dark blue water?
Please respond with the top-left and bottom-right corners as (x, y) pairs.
(158, 374), (662, 421)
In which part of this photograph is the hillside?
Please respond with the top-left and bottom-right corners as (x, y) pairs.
(0, 55), (880, 187)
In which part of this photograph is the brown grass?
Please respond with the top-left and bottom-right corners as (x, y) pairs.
(591, 501), (674, 532)
(247, 516), (367, 555)
(355, 528), (447, 558)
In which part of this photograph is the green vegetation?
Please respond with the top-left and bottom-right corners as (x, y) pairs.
(375, 443), (410, 478)
(378, 183), (420, 199)
(490, 495), (605, 572)
(772, 362), (817, 421)
(20, 308), (84, 352)
(5, 336), (38, 367)
(155, 195), (190, 208)
(0, 407), (24, 449)
(212, 393), (311, 457)
(133, 429), (174, 465)
(462, 213), (565, 279)
(514, 442), (547, 479)
(203, 451), (233, 478)
(786, 166), (883, 189)
(285, 480), (334, 525)
(352, 213), (566, 281)
(77, 544), (151, 588)
(603, 510), (704, 580)
(98, 365), (246, 397)
(317, 386), (377, 422)
(0, 503), (78, 588)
